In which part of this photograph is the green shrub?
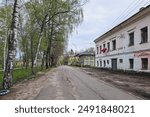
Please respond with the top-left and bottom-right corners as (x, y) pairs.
(0, 67), (45, 89)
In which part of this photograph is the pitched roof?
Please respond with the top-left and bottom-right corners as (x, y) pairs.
(76, 51), (95, 57)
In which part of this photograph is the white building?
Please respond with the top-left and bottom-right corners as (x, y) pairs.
(94, 5), (150, 72)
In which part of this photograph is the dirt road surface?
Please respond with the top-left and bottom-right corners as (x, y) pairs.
(36, 66), (141, 100)
(0, 66), (143, 100)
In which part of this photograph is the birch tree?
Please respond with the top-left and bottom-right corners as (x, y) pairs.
(3, 0), (20, 89)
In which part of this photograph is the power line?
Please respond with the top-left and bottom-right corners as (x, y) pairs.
(143, 0), (150, 6)
(110, 0), (142, 28)
(103, 0), (150, 34)
(118, 0), (149, 23)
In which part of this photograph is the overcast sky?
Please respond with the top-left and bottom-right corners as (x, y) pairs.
(68, 0), (150, 52)
(0, 0), (150, 52)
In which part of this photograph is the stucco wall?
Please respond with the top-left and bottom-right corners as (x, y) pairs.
(95, 13), (150, 72)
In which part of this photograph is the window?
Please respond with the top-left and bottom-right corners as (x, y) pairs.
(112, 40), (116, 50)
(103, 43), (106, 48)
(107, 42), (110, 52)
(141, 58), (148, 70)
(141, 27), (148, 43)
(104, 60), (106, 67)
(129, 32), (134, 46)
(100, 46), (102, 54)
(129, 59), (134, 69)
(107, 60), (109, 64)
(97, 61), (99, 67)
(100, 61), (102, 67)
(97, 46), (99, 54)
(119, 59), (123, 63)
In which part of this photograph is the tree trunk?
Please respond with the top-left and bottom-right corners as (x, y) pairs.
(41, 51), (45, 70)
(33, 15), (48, 67)
(3, 0), (19, 89)
(30, 32), (35, 75)
(48, 20), (54, 68)
(45, 46), (50, 69)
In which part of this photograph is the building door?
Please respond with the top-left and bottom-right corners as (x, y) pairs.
(112, 59), (117, 71)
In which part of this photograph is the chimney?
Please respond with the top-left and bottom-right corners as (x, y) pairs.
(139, 7), (145, 11)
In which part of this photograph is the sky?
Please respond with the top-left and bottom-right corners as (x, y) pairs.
(0, 0), (150, 52)
(67, 0), (150, 52)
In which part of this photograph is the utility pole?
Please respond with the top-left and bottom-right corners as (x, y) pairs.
(3, 0), (20, 89)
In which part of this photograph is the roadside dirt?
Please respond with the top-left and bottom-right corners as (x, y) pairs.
(0, 72), (49, 100)
(82, 67), (150, 99)
(1, 67), (149, 100)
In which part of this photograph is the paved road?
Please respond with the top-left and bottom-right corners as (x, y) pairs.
(35, 66), (141, 100)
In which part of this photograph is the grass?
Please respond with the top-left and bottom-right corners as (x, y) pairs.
(0, 67), (47, 89)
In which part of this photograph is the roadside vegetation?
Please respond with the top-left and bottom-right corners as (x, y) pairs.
(0, 67), (48, 90)
(0, 0), (87, 89)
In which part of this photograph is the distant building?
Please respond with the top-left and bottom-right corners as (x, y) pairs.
(68, 55), (79, 66)
(76, 51), (95, 67)
(94, 5), (150, 72)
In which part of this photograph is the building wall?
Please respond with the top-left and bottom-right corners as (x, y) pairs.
(95, 14), (150, 72)
(79, 56), (95, 67)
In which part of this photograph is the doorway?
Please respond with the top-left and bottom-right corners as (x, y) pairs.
(112, 59), (117, 71)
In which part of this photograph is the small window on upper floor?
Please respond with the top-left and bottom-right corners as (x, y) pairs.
(141, 26), (148, 44)
(100, 46), (102, 54)
(107, 42), (110, 52)
(97, 46), (99, 54)
(103, 43), (106, 48)
(129, 32), (134, 46)
(112, 40), (116, 50)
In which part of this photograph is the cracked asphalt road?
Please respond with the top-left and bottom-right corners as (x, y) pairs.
(35, 66), (141, 100)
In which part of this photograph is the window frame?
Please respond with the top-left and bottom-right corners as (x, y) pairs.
(97, 61), (99, 67)
(129, 59), (134, 69)
(107, 42), (110, 52)
(129, 32), (134, 46)
(112, 40), (116, 50)
(100, 61), (102, 67)
(141, 58), (148, 70)
(103, 43), (106, 48)
(103, 60), (106, 67)
(119, 59), (123, 63)
(140, 26), (148, 44)
(97, 46), (99, 54)
(107, 60), (109, 64)
(100, 46), (102, 54)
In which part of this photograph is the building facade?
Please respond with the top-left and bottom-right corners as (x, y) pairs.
(94, 5), (150, 72)
(76, 51), (95, 67)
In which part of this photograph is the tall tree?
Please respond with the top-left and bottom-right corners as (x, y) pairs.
(3, 0), (20, 89)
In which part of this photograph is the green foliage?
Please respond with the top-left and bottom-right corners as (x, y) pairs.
(0, 0), (86, 87)
(0, 4), (13, 68)
(0, 67), (44, 89)
(20, 0), (85, 67)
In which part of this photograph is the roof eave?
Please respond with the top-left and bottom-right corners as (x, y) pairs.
(94, 5), (150, 43)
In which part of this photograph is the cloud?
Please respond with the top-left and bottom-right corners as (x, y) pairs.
(68, 0), (150, 51)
